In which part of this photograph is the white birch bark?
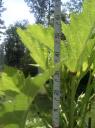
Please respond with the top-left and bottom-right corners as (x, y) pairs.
(53, 0), (61, 127)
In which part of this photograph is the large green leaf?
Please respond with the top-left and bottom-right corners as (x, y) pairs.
(0, 66), (24, 94)
(17, 25), (54, 71)
(62, 0), (95, 72)
(0, 64), (55, 128)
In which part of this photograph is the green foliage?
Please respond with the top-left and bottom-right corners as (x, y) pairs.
(4, 23), (25, 67)
(62, 0), (95, 72)
(18, 0), (95, 127)
(1, 0), (95, 127)
(4, 21), (38, 77)
(17, 25), (54, 70)
(0, 66), (54, 128)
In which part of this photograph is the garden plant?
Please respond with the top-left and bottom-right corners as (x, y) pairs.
(0, 0), (95, 127)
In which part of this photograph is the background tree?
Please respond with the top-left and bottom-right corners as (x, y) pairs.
(4, 20), (38, 77)
(25, 0), (83, 26)
(24, 0), (54, 26)
(0, 0), (6, 41)
(62, 0), (83, 13)
(0, 0), (6, 71)
(0, 43), (4, 70)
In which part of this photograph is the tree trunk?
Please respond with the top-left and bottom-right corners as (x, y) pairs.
(48, 0), (51, 26)
(0, 44), (4, 71)
(53, 0), (61, 127)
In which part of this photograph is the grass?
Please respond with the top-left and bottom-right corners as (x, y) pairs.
(91, 101), (95, 128)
